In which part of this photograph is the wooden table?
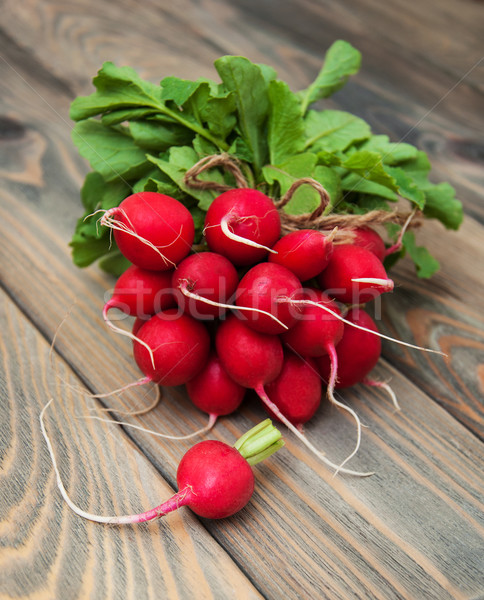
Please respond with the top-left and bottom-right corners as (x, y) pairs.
(1, 1), (483, 598)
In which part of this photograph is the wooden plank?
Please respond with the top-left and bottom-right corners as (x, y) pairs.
(0, 84), (484, 600)
(0, 290), (263, 600)
(0, 1), (483, 598)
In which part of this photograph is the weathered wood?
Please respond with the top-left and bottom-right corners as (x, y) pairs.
(0, 291), (263, 600)
(0, 0), (484, 598)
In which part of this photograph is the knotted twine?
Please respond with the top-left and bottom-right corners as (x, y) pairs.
(183, 154), (421, 240)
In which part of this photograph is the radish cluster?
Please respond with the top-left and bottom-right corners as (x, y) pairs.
(99, 189), (407, 473)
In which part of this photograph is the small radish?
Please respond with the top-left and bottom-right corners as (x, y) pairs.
(317, 245), (394, 304)
(172, 252), (239, 319)
(101, 192), (195, 271)
(204, 188), (280, 266)
(41, 404), (284, 522)
(216, 314), (371, 476)
(316, 307), (381, 388)
(347, 228), (385, 262)
(102, 266), (175, 364)
(282, 289), (362, 472)
(281, 289), (343, 357)
(133, 309), (210, 386)
(265, 352), (321, 428)
(268, 229), (333, 281)
(186, 352), (246, 420)
(104, 265), (175, 318)
(235, 262), (303, 334)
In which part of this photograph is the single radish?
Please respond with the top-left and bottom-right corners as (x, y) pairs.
(104, 265), (175, 318)
(216, 314), (371, 476)
(268, 229), (333, 281)
(101, 192), (195, 271)
(265, 352), (321, 428)
(204, 188), (280, 266)
(172, 252), (239, 319)
(347, 228), (386, 262)
(317, 245), (394, 304)
(186, 352), (246, 420)
(235, 262), (303, 334)
(281, 289), (343, 357)
(282, 289), (363, 472)
(316, 307), (381, 388)
(41, 404), (284, 522)
(133, 309), (210, 386)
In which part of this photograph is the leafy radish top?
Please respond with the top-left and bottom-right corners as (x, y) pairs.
(70, 41), (463, 278)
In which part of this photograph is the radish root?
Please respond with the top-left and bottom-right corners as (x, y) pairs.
(178, 281), (289, 330)
(363, 378), (401, 411)
(218, 215), (278, 254)
(40, 399), (190, 524)
(282, 298), (446, 356)
(103, 302), (156, 369)
(254, 385), (373, 477)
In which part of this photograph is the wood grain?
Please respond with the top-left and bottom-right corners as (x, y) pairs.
(0, 290), (264, 600)
(0, 0), (483, 598)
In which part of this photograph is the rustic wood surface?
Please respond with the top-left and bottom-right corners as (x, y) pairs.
(1, 1), (483, 599)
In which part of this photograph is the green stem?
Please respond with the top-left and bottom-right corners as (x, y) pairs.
(157, 104), (229, 152)
(234, 419), (284, 466)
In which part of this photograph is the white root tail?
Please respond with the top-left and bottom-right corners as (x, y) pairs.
(78, 412), (218, 441)
(100, 207), (178, 269)
(178, 282), (289, 330)
(325, 344), (363, 477)
(103, 303), (156, 369)
(282, 298), (446, 356)
(363, 378), (401, 411)
(220, 215), (277, 254)
(254, 385), (373, 477)
(92, 384), (162, 417)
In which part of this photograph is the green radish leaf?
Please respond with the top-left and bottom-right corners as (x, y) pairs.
(72, 119), (150, 182)
(298, 40), (361, 112)
(101, 107), (161, 126)
(148, 146), (221, 210)
(342, 172), (398, 200)
(70, 62), (163, 121)
(215, 56), (270, 169)
(267, 80), (305, 165)
(357, 135), (418, 165)
(423, 182), (463, 230)
(402, 231), (440, 278)
(160, 76), (207, 106)
(129, 120), (194, 151)
(304, 110), (371, 153)
(342, 150), (398, 190)
(385, 166), (426, 208)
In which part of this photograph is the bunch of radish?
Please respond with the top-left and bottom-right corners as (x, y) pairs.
(99, 187), (435, 475)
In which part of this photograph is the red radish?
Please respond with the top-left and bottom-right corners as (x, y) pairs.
(40, 404), (284, 522)
(101, 192), (194, 271)
(235, 263), (303, 334)
(282, 289), (363, 472)
(347, 228), (385, 262)
(132, 316), (149, 336)
(316, 307), (381, 389)
(104, 265), (175, 318)
(317, 245), (394, 304)
(172, 252), (239, 319)
(265, 352), (321, 428)
(281, 289), (343, 357)
(216, 314), (371, 476)
(204, 188), (280, 266)
(216, 314), (283, 390)
(268, 229), (333, 281)
(102, 267), (175, 365)
(186, 352), (246, 419)
(133, 309), (210, 386)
